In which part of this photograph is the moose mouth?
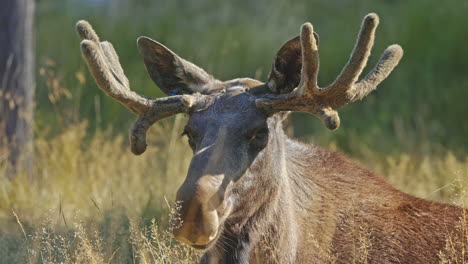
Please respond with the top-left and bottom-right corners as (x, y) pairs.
(174, 214), (225, 250)
(191, 228), (223, 249)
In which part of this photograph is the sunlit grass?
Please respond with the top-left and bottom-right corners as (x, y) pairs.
(0, 118), (466, 263)
(0, 119), (200, 263)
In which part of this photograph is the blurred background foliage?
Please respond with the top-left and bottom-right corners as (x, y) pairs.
(36, 0), (468, 158)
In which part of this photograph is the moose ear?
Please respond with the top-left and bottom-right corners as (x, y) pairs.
(137, 37), (218, 95)
(266, 33), (319, 94)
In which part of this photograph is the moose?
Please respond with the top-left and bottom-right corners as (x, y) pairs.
(77, 13), (467, 263)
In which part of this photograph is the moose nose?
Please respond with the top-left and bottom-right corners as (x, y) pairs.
(173, 202), (219, 246)
(173, 175), (224, 246)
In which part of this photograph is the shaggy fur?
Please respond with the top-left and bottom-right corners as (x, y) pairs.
(191, 91), (466, 264)
(226, 116), (465, 263)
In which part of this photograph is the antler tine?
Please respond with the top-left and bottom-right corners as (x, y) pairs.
(77, 20), (201, 155)
(76, 20), (100, 43)
(77, 21), (151, 114)
(352, 44), (403, 100)
(77, 20), (127, 84)
(255, 21), (341, 129)
(296, 22), (341, 129)
(256, 13), (403, 131)
(327, 13), (379, 91)
(130, 96), (197, 155)
(100, 41), (129, 88)
(296, 23), (319, 98)
(80, 40), (151, 114)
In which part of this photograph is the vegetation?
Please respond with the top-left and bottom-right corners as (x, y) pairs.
(0, 0), (466, 262)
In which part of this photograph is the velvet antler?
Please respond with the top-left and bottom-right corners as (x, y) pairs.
(76, 21), (205, 154)
(256, 13), (403, 129)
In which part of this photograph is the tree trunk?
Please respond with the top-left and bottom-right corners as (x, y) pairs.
(0, 0), (35, 176)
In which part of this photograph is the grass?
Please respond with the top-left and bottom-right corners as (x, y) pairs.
(36, 0), (468, 155)
(0, 120), (200, 263)
(0, 119), (466, 263)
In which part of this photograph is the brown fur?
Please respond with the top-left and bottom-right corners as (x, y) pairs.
(283, 144), (466, 263)
(191, 86), (467, 263)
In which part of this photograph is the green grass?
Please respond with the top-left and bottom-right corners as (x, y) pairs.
(35, 0), (468, 155)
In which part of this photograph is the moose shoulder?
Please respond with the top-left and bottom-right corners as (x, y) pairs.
(77, 13), (467, 264)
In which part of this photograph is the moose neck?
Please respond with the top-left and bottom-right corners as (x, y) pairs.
(204, 114), (302, 263)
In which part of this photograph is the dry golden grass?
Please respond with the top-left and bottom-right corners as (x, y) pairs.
(0, 118), (202, 263)
(0, 115), (467, 263)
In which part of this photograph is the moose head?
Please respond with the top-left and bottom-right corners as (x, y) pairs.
(76, 13), (402, 250)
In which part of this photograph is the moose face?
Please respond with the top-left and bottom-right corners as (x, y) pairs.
(173, 86), (270, 246)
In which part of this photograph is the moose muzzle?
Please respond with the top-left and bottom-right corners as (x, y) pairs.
(173, 174), (227, 246)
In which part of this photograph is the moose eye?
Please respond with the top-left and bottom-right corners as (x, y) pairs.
(248, 127), (269, 150)
(182, 128), (196, 149)
(253, 127), (268, 140)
